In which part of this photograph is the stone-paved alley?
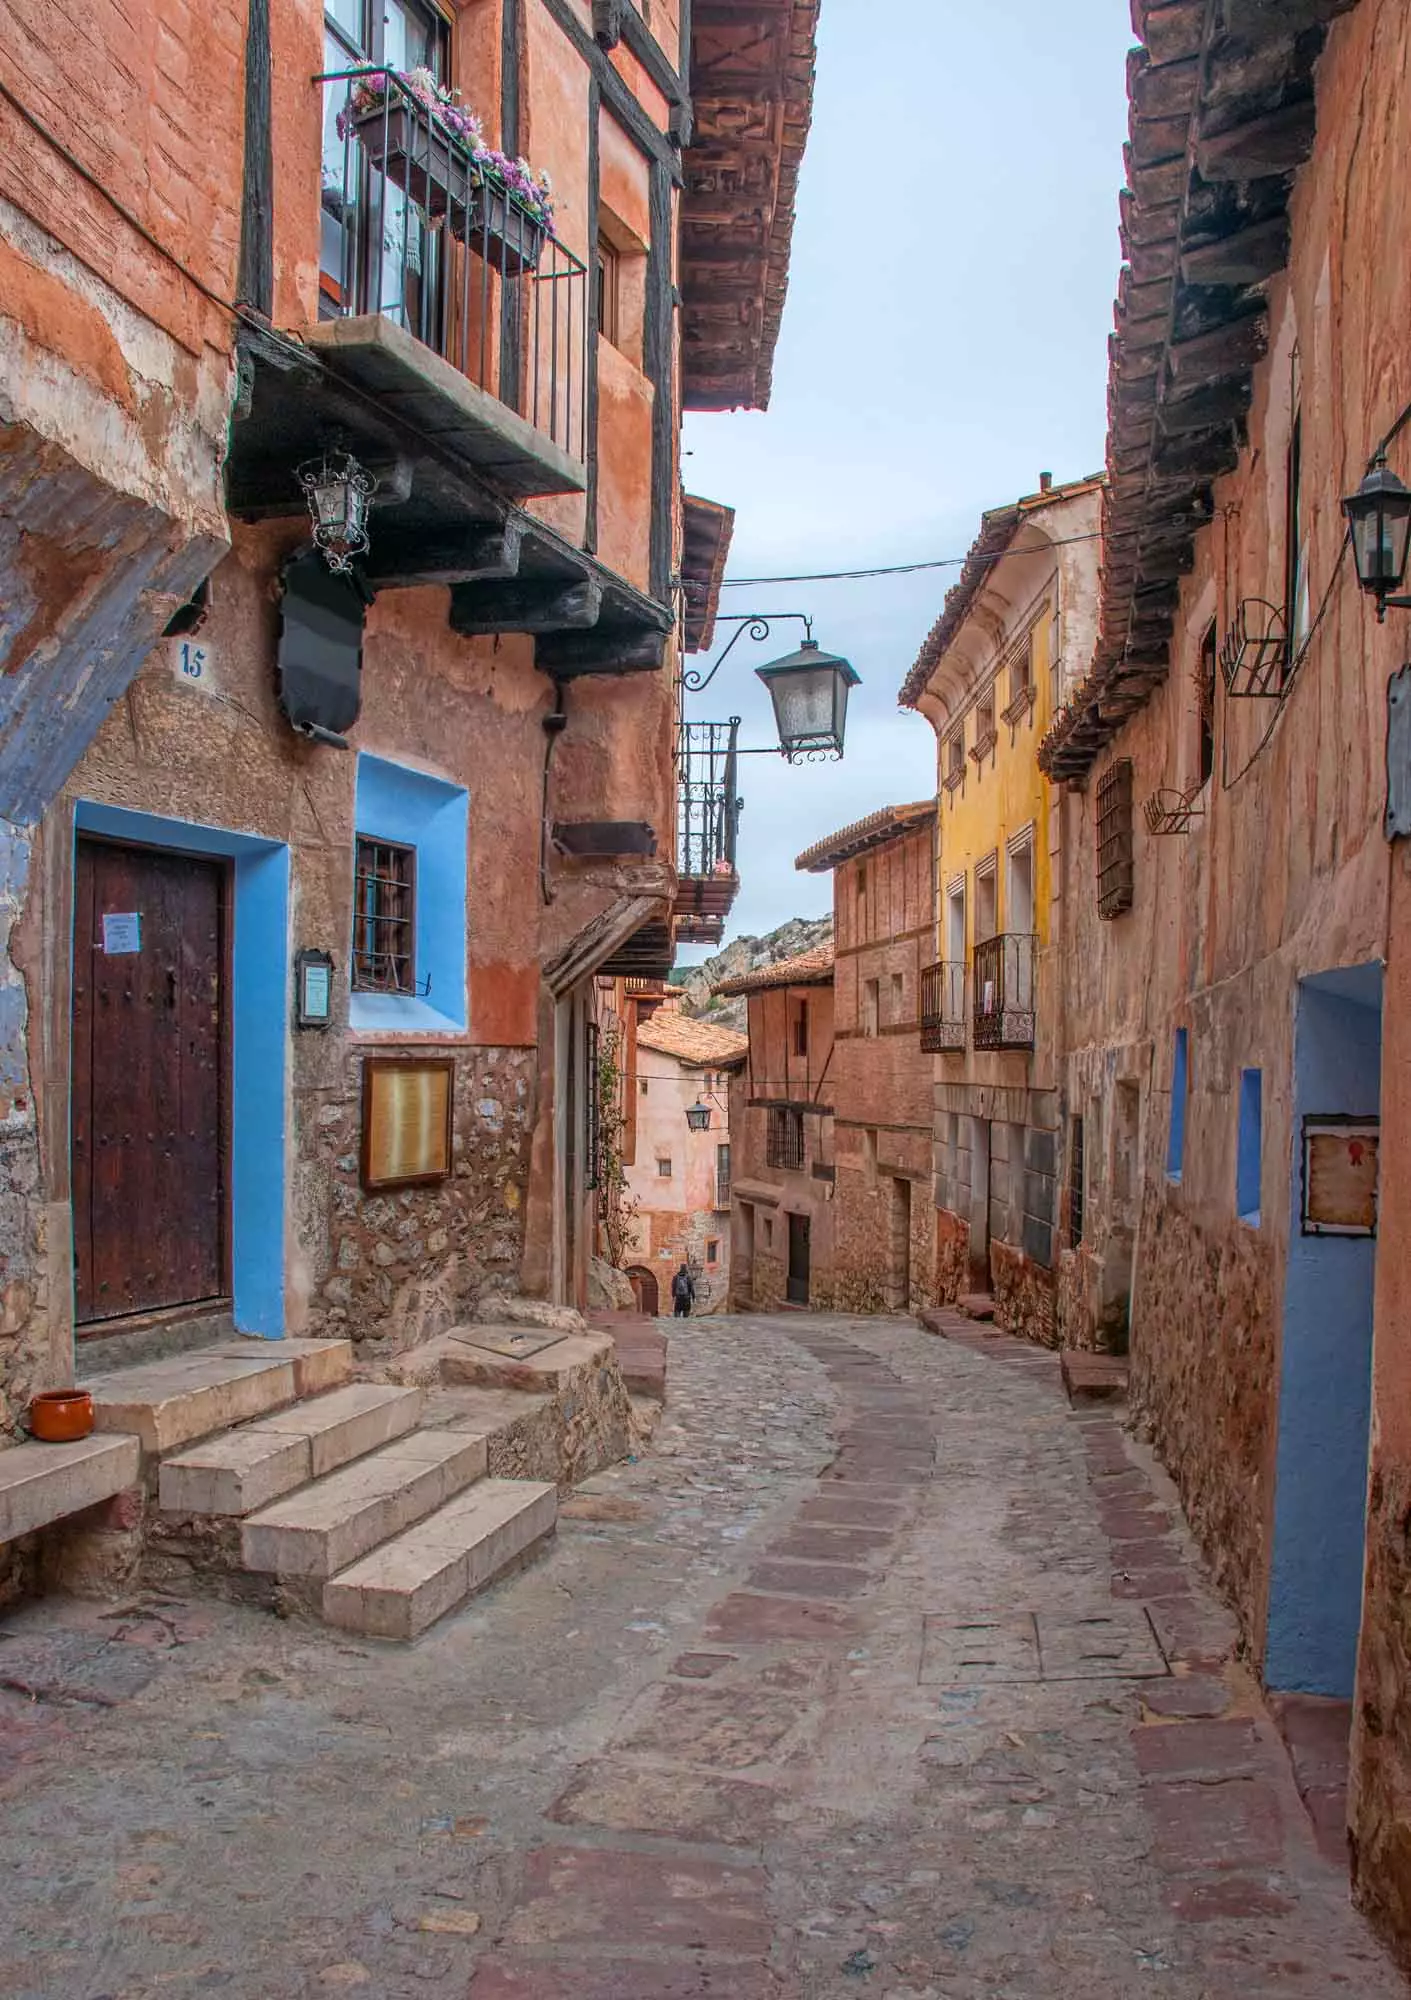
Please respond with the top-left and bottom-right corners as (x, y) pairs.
(0, 1313), (1403, 1999)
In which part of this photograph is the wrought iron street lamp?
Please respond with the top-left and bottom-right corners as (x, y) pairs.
(685, 1098), (713, 1132)
(297, 449), (377, 574)
(756, 639), (861, 760)
(680, 613), (861, 761)
(1343, 455), (1411, 620)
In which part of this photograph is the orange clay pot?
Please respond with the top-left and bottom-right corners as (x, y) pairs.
(29, 1389), (95, 1443)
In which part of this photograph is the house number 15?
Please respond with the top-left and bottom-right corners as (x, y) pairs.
(178, 642), (208, 682)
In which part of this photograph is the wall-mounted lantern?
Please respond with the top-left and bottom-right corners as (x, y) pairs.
(1343, 455), (1411, 620)
(297, 449), (377, 575)
(756, 639), (861, 761)
(685, 1097), (713, 1132)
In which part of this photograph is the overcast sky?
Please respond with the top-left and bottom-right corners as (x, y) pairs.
(678, 0), (1133, 961)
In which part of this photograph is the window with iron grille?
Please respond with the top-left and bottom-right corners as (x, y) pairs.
(1069, 1115), (1085, 1247)
(1095, 759), (1135, 919)
(352, 836), (416, 992)
(716, 1142), (732, 1209)
(767, 1107), (806, 1171)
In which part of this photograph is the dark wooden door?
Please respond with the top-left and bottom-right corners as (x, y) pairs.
(787, 1212), (811, 1305)
(73, 839), (228, 1327)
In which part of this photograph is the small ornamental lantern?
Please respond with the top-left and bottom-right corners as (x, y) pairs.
(685, 1098), (713, 1132)
(1343, 456), (1411, 620)
(297, 450), (377, 574)
(755, 640), (861, 760)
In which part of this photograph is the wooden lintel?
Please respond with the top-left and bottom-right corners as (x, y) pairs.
(364, 518), (522, 589)
(449, 577), (603, 636)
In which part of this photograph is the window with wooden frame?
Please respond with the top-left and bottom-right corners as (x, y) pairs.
(1003, 630), (1036, 726)
(352, 836), (417, 992)
(971, 690), (997, 764)
(657, 1156), (673, 1178)
(1197, 618), (1217, 789)
(766, 1106), (806, 1171)
(595, 232), (621, 349)
(1095, 759), (1135, 919)
(944, 729), (966, 792)
(793, 1002), (809, 1059)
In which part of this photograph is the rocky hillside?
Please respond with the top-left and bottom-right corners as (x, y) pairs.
(675, 915), (834, 1032)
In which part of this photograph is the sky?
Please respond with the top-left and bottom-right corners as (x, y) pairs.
(677, 0), (1134, 960)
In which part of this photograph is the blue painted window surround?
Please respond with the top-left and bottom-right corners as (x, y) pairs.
(350, 753), (468, 1035)
(1237, 1067), (1262, 1225)
(1166, 1027), (1188, 1182)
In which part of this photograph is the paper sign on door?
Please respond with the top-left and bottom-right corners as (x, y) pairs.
(101, 912), (141, 955)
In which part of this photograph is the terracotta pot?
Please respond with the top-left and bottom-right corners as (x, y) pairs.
(29, 1389), (94, 1444)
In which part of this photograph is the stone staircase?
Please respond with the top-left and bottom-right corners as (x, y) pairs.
(81, 1337), (558, 1641)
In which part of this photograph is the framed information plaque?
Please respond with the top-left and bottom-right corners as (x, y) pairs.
(1302, 1115), (1379, 1237)
(360, 1056), (455, 1191)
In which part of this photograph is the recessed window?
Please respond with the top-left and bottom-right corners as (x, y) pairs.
(890, 971), (905, 1020)
(1238, 1067), (1262, 1225)
(352, 836), (416, 993)
(974, 860), (998, 943)
(1167, 1028), (1189, 1182)
(1069, 1114), (1085, 1247)
(657, 1156), (673, 1178)
(1286, 403), (1309, 662)
(767, 1107), (806, 1171)
(639, 1077), (649, 1095)
(945, 731), (966, 791)
(972, 692), (996, 763)
(706, 1240), (719, 1265)
(595, 232), (621, 349)
(1197, 619), (1217, 789)
(1096, 759), (1135, 919)
(793, 1004), (809, 1059)
(863, 979), (880, 1037)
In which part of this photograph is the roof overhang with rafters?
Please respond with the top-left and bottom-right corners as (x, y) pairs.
(898, 475), (1105, 711)
(712, 941), (835, 996)
(681, 0), (820, 412)
(681, 494), (736, 653)
(1038, 0), (1359, 787)
(794, 800), (936, 874)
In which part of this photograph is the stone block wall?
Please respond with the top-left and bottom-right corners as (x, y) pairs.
(309, 1046), (536, 1355)
(1352, 1459), (1411, 1967)
(934, 1207), (968, 1304)
(991, 1239), (1056, 1346)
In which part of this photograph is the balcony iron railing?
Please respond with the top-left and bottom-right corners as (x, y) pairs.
(972, 933), (1037, 1051)
(319, 67), (588, 461)
(716, 1143), (732, 1211)
(674, 718), (741, 945)
(920, 961), (966, 1053)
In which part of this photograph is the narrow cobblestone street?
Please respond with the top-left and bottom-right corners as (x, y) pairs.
(0, 1314), (1402, 1999)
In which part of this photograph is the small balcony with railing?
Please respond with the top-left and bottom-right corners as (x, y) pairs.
(674, 720), (742, 947)
(920, 961), (967, 1053)
(972, 933), (1038, 1052)
(225, 66), (672, 672)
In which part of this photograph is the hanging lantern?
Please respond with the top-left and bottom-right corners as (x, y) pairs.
(685, 1097), (713, 1132)
(1343, 455), (1411, 619)
(297, 450), (377, 574)
(755, 639), (861, 760)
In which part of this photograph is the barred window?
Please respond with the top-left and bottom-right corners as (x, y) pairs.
(767, 1107), (806, 1171)
(352, 836), (416, 992)
(1069, 1115), (1085, 1248)
(1096, 759), (1135, 919)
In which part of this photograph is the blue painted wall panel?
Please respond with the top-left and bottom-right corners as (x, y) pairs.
(1266, 967), (1382, 1695)
(350, 754), (468, 1035)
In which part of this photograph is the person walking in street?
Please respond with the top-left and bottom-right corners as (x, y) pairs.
(671, 1263), (696, 1319)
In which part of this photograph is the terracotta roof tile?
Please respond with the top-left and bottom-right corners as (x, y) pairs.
(711, 942), (835, 997)
(795, 800), (935, 873)
(634, 1013), (750, 1067)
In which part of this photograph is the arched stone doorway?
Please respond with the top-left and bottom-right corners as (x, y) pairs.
(627, 1266), (659, 1315)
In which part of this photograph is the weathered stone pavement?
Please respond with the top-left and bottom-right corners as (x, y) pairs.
(0, 1312), (1403, 1997)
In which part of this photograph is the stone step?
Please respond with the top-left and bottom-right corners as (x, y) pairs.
(241, 1430), (487, 1580)
(0, 1434), (141, 1544)
(159, 1384), (424, 1517)
(85, 1339), (353, 1456)
(1061, 1350), (1130, 1403)
(322, 1478), (558, 1641)
(958, 1293), (997, 1323)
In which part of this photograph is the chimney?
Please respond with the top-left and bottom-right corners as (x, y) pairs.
(1039, 471), (1053, 494)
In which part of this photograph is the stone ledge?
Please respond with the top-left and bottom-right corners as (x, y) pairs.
(0, 1435), (141, 1544)
(1062, 1351), (1131, 1403)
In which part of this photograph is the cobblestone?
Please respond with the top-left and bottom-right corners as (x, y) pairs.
(0, 1312), (1402, 1997)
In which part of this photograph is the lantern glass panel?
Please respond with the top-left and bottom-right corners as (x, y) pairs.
(1345, 464), (1411, 594)
(756, 643), (861, 757)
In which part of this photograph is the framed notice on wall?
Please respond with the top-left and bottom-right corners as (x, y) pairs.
(360, 1057), (455, 1191)
(1302, 1116), (1380, 1237)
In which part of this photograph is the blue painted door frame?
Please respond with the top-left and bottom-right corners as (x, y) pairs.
(73, 802), (290, 1338)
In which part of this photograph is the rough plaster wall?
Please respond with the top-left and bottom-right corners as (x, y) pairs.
(991, 1240), (1056, 1347)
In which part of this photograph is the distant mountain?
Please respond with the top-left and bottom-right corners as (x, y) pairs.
(674, 915), (834, 1032)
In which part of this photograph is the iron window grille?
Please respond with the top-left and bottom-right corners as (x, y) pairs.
(920, 961), (967, 1052)
(1096, 759), (1135, 918)
(352, 835), (416, 992)
(657, 1157), (673, 1178)
(716, 1143), (732, 1209)
(766, 1107), (806, 1172)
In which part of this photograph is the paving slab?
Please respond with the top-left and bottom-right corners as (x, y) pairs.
(0, 1434), (139, 1543)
